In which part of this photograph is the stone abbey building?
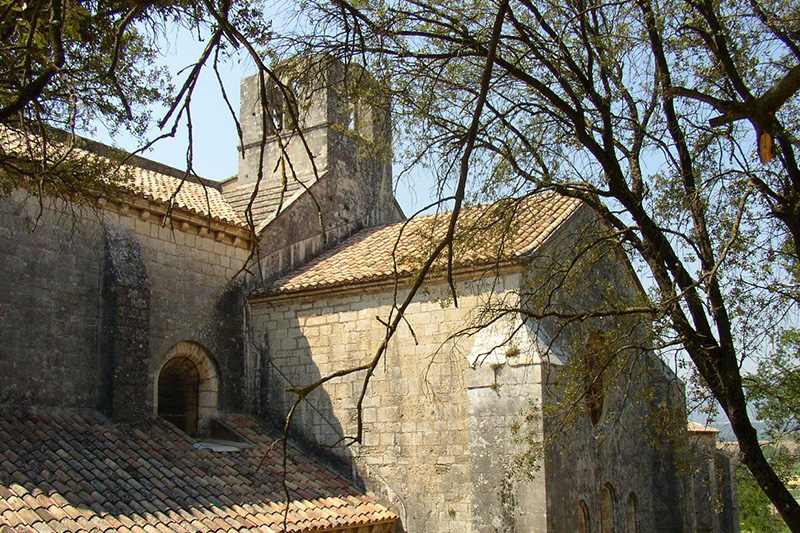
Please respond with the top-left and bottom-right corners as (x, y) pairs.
(0, 61), (738, 532)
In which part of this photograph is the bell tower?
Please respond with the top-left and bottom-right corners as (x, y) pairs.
(227, 57), (402, 276)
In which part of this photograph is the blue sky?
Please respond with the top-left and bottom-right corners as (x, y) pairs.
(85, 22), (434, 217)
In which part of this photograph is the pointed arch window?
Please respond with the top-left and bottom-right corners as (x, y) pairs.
(585, 331), (610, 425)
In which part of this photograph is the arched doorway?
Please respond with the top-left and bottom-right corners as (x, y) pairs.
(158, 357), (200, 435)
(155, 341), (219, 436)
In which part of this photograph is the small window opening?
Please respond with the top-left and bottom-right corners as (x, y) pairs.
(263, 80), (299, 135)
(345, 99), (357, 131)
(579, 500), (591, 533)
(585, 331), (608, 425)
(626, 492), (638, 532)
(601, 483), (616, 533)
(158, 356), (200, 436)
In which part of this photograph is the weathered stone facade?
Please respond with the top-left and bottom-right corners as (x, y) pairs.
(252, 276), (510, 531)
(0, 58), (738, 532)
(246, 209), (707, 532)
(689, 424), (740, 533)
(0, 186), (251, 420)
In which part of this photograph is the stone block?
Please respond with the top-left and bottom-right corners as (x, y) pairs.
(466, 365), (496, 389)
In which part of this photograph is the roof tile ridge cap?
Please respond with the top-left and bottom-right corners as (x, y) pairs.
(516, 195), (584, 255)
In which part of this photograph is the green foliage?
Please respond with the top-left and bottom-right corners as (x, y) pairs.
(0, 0), (172, 133)
(738, 446), (798, 533)
(0, 0), (272, 201)
(747, 331), (800, 440)
(738, 465), (786, 533)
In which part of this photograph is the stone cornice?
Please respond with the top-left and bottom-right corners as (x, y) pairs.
(97, 193), (253, 249)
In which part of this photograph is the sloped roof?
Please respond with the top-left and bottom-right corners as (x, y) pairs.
(1, 126), (246, 229)
(0, 411), (397, 532)
(256, 193), (582, 296)
(123, 165), (245, 228)
(688, 421), (721, 434)
(223, 178), (309, 230)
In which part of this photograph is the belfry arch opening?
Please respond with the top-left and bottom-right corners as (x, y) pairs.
(155, 341), (219, 437)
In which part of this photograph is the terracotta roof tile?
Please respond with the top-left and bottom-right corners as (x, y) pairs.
(258, 193), (582, 296)
(0, 412), (397, 533)
(1, 126), (246, 229)
(687, 421), (720, 434)
(122, 167), (245, 228)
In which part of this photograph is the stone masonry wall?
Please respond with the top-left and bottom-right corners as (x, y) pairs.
(519, 207), (694, 532)
(108, 208), (251, 417)
(238, 60), (402, 284)
(255, 175), (403, 282)
(465, 317), (553, 533)
(0, 189), (251, 417)
(251, 271), (558, 532)
(0, 191), (107, 410)
(251, 205), (705, 532)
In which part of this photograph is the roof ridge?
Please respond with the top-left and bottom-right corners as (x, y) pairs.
(46, 127), (223, 191)
(253, 192), (582, 297)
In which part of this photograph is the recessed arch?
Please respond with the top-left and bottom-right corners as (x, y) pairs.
(601, 483), (616, 533)
(155, 341), (219, 436)
(578, 500), (591, 533)
(626, 492), (638, 532)
(585, 331), (609, 426)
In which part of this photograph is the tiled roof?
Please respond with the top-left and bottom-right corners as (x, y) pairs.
(1, 126), (246, 228)
(0, 411), (398, 533)
(688, 421), (720, 434)
(123, 166), (245, 228)
(258, 193), (582, 296)
(223, 175), (315, 230)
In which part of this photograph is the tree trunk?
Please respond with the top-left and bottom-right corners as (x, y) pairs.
(725, 395), (800, 531)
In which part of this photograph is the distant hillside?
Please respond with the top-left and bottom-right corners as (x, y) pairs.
(714, 421), (769, 442)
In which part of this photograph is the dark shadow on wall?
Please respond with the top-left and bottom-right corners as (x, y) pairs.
(258, 315), (362, 488)
(102, 225), (152, 422)
(212, 280), (248, 414)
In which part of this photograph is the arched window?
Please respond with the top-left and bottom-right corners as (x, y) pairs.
(155, 341), (219, 437)
(579, 500), (591, 533)
(585, 331), (608, 425)
(601, 483), (616, 533)
(158, 357), (199, 435)
(626, 492), (638, 533)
